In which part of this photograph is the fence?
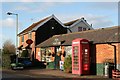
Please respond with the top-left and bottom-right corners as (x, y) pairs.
(112, 69), (120, 79)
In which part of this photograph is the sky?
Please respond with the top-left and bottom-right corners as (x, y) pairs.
(0, 1), (119, 48)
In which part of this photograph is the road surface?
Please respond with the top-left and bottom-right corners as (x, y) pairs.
(1, 69), (112, 80)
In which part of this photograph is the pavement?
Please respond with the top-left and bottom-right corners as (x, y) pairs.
(1, 69), (113, 80)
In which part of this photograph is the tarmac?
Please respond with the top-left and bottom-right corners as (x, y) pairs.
(1, 69), (114, 80)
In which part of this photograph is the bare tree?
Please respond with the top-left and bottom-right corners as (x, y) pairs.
(2, 40), (15, 54)
(2, 40), (16, 68)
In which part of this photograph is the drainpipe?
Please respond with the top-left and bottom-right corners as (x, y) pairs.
(107, 42), (117, 70)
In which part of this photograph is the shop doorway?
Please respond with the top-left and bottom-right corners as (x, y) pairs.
(54, 46), (61, 69)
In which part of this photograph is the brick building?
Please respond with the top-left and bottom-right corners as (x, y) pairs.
(18, 15), (67, 60)
(36, 26), (120, 75)
(18, 14), (92, 61)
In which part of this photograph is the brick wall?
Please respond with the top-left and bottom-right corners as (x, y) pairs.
(96, 43), (119, 64)
(31, 32), (35, 55)
(36, 48), (41, 61)
(96, 43), (120, 75)
(19, 32), (36, 59)
(96, 44), (114, 63)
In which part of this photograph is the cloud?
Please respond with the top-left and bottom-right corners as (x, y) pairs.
(14, 6), (30, 11)
(1, 18), (15, 28)
(0, 33), (15, 48)
(0, 34), (2, 48)
(1, 0), (119, 2)
(89, 2), (118, 10)
(12, 2), (56, 13)
(20, 0), (35, 2)
(0, 34), (7, 48)
(56, 13), (114, 29)
(84, 14), (114, 28)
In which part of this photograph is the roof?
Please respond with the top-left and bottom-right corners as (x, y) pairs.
(64, 17), (93, 29)
(18, 16), (50, 35)
(36, 26), (120, 47)
(18, 14), (66, 35)
(64, 19), (79, 26)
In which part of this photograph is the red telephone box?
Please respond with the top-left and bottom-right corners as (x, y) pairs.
(72, 38), (90, 75)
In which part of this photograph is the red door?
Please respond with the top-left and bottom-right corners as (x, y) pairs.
(81, 44), (90, 75)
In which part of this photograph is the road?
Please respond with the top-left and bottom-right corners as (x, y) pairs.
(1, 69), (112, 80)
(2, 69), (59, 80)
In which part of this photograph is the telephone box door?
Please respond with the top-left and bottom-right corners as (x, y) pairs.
(81, 43), (90, 75)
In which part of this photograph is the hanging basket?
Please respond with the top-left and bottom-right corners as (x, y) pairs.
(52, 53), (55, 57)
(48, 52), (51, 56)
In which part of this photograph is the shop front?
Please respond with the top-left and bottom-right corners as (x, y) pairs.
(39, 38), (66, 69)
(40, 46), (66, 69)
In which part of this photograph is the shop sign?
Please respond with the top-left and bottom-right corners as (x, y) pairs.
(72, 42), (79, 44)
(53, 38), (61, 45)
(81, 41), (88, 44)
(26, 39), (33, 44)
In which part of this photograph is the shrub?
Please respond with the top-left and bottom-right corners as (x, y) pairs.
(63, 55), (72, 73)
(2, 54), (11, 69)
(2, 40), (15, 69)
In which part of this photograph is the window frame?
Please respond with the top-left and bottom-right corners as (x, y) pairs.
(22, 35), (24, 42)
(78, 27), (82, 32)
(83, 28), (86, 31)
(28, 32), (32, 39)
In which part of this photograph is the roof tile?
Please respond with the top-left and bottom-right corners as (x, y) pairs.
(18, 16), (50, 35)
(36, 26), (120, 47)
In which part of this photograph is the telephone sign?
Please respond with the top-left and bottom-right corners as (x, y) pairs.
(72, 38), (90, 75)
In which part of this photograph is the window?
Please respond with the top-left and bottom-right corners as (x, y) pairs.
(83, 28), (86, 31)
(28, 32), (32, 39)
(88, 28), (90, 30)
(78, 27), (82, 32)
(22, 35), (24, 42)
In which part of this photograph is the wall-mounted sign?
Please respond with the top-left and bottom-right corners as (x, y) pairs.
(26, 39), (33, 44)
(81, 41), (88, 44)
(72, 42), (79, 44)
(53, 38), (61, 45)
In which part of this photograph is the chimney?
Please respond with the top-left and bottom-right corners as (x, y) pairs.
(81, 17), (84, 20)
(91, 24), (92, 27)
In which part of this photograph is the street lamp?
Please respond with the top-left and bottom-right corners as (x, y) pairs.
(7, 12), (18, 63)
(107, 42), (117, 70)
(7, 12), (18, 50)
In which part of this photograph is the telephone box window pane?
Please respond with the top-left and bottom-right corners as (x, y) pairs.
(73, 68), (79, 70)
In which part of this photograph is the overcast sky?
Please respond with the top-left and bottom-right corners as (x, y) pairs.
(0, 1), (119, 48)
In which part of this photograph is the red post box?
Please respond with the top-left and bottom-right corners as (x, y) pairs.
(72, 38), (90, 75)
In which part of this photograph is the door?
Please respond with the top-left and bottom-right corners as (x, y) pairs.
(54, 46), (61, 69)
(82, 44), (89, 74)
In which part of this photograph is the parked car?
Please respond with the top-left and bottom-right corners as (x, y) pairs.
(10, 55), (32, 70)
(22, 59), (32, 68)
(11, 62), (24, 70)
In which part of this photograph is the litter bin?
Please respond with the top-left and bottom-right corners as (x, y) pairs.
(104, 62), (114, 78)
